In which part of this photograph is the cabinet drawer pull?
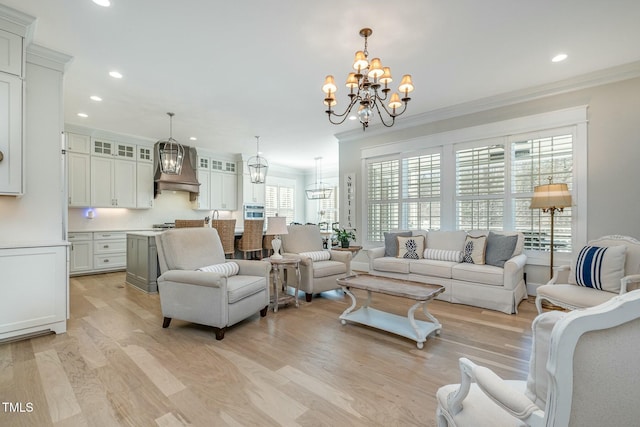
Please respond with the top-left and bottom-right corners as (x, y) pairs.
(103, 259), (110, 263)
(103, 245), (109, 249)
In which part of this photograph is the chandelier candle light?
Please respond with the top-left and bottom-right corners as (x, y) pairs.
(266, 216), (288, 259)
(247, 136), (268, 184)
(157, 112), (184, 175)
(322, 27), (414, 130)
(529, 177), (572, 279)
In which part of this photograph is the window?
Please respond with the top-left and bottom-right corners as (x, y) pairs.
(366, 152), (441, 241)
(362, 107), (586, 257)
(266, 183), (295, 221)
(318, 186), (339, 224)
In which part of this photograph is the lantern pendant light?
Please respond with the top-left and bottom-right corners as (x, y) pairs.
(157, 112), (184, 175)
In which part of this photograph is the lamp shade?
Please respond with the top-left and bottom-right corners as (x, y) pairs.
(265, 216), (288, 236)
(530, 183), (572, 210)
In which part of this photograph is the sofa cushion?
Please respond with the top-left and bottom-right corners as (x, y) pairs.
(226, 275), (267, 304)
(485, 232), (518, 267)
(426, 230), (467, 251)
(397, 235), (425, 259)
(423, 248), (463, 263)
(409, 259), (456, 279)
(384, 231), (412, 257)
(372, 257), (411, 274)
(299, 250), (331, 262)
(462, 234), (487, 265)
(197, 261), (240, 277)
(312, 260), (347, 278)
(569, 245), (627, 292)
(452, 262), (504, 286)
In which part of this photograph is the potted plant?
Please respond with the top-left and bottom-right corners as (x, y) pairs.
(333, 227), (356, 248)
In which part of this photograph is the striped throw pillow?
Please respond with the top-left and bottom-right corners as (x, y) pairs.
(299, 250), (331, 262)
(197, 261), (240, 277)
(423, 248), (463, 262)
(571, 245), (626, 292)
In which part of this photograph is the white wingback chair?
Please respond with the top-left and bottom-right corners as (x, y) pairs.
(536, 235), (640, 313)
(280, 224), (352, 302)
(155, 228), (271, 340)
(436, 289), (640, 427)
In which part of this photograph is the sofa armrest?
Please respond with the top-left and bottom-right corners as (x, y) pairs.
(234, 259), (271, 277)
(158, 270), (226, 288)
(547, 265), (571, 285)
(367, 246), (385, 271)
(503, 253), (527, 290)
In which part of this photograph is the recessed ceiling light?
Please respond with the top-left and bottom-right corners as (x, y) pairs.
(90, 95), (102, 101)
(77, 113), (88, 118)
(109, 70), (123, 79)
(92, 0), (111, 7)
(189, 137), (197, 141)
(552, 53), (568, 63)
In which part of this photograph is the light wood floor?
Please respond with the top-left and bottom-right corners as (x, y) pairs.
(0, 272), (540, 426)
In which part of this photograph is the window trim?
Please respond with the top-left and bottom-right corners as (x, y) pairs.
(361, 106), (588, 263)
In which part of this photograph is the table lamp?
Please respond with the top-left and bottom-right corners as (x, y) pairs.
(266, 216), (288, 259)
(530, 177), (572, 278)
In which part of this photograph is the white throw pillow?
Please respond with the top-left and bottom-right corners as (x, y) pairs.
(462, 234), (487, 265)
(423, 248), (463, 262)
(299, 250), (331, 262)
(397, 235), (425, 259)
(569, 245), (627, 292)
(197, 261), (240, 277)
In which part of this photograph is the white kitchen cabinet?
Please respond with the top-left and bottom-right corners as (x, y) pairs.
(68, 232), (93, 274)
(194, 169), (211, 210)
(211, 171), (238, 210)
(0, 70), (23, 195)
(91, 156), (137, 207)
(0, 244), (68, 340)
(0, 28), (22, 76)
(66, 132), (91, 154)
(136, 161), (154, 208)
(92, 231), (127, 272)
(242, 174), (265, 205)
(68, 152), (91, 207)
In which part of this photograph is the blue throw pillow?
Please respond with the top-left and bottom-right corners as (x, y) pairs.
(383, 231), (412, 257)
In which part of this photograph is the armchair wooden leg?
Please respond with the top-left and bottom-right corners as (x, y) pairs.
(214, 327), (226, 340)
(305, 293), (312, 302)
(260, 306), (268, 317)
(162, 317), (172, 328)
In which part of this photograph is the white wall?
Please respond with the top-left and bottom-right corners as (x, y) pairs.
(336, 72), (640, 284)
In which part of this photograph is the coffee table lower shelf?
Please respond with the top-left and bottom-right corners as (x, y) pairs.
(340, 306), (440, 349)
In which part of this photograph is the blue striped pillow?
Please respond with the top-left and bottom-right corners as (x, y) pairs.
(572, 245), (626, 292)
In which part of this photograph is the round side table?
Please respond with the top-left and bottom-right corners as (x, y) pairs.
(267, 256), (301, 312)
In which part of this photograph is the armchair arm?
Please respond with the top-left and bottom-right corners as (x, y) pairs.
(448, 358), (543, 423)
(503, 253), (527, 290)
(329, 250), (352, 264)
(621, 274), (640, 293)
(234, 259), (271, 277)
(547, 265), (571, 285)
(158, 270), (225, 288)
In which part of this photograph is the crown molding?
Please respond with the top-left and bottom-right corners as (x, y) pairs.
(26, 44), (73, 72)
(0, 4), (36, 41)
(336, 60), (640, 143)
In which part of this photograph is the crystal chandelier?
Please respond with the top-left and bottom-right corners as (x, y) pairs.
(247, 136), (268, 184)
(322, 27), (415, 130)
(156, 112), (184, 175)
(306, 157), (332, 200)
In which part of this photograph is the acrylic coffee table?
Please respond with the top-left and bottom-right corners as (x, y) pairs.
(337, 274), (445, 349)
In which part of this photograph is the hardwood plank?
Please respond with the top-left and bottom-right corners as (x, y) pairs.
(0, 271), (539, 426)
(34, 349), (82, 422)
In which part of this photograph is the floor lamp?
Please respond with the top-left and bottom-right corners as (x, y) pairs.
(530, 178), (572, 279)
(266, 216), (288, 259)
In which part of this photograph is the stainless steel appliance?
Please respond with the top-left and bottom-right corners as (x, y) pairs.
(243, 204), (265, 220)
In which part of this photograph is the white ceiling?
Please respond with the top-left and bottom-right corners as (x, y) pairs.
(4, 0), (640, 171)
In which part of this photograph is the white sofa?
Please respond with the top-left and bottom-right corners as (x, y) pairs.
(368, 230), (527, 314)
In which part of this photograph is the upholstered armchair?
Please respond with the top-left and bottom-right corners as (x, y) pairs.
(436, 290), (640, 426)
(535, 235), (640, 313)
(280, 224), (351, 302)
(155, 228), (270, 340)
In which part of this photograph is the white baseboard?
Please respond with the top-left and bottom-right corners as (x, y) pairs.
(527, 282), (545, 296)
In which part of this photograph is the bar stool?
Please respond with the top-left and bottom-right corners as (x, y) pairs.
(237, 219), (264, 259)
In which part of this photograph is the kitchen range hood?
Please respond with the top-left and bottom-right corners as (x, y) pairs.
(154, 143), (200, 201)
